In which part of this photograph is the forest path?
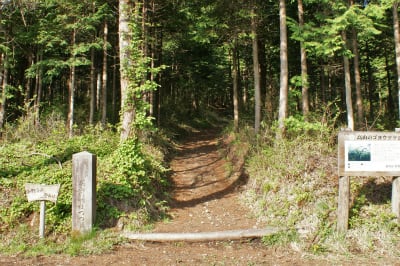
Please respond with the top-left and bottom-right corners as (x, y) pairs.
(152, 127), (262, 234)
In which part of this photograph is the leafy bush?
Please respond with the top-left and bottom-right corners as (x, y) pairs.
(0, 115), (170, 253)
(271, 115), (330, 140)
(96, 137), (169, 229)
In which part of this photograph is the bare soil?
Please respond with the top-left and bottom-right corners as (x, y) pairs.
(0, 129), (396, 265)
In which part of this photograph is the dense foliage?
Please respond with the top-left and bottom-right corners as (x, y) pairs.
(1, 1), (400, 131)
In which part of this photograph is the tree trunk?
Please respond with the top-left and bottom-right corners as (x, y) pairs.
(386, 46), (394, 113)
(97, 72), (101, 111)
(112, 54), (117, 124)
(141, 0), (149, 109)
(119, 0), (135, 141)
(298, 0), (309, 119)
(67, 29), (76, 138)
(277, 0), (289, 138)
(352, 27), (364, 129)
(0, 53), (7, 129)
(89, 3), (97, 126)
(366, 43), (374, 119)
(342, 31), (354, 131)
(321, 62), (327, 105)
(25, 53), (33, 106)
(89, 48), (96, 125)
(232, 39), (239, 132)
(149, 46), (155, 118)
(101, 21), (109, 127)
(265, 58), (274, 122)
(152, 0), (163, 126)
(34, 52), (42, 126)
(393, 1), (400, 120)
(252, 6), (261, 134)
(259, 38), (266, 115)
(348, 0), (363, 129)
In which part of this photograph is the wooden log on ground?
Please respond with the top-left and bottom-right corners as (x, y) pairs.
(121, 228), (280, 242)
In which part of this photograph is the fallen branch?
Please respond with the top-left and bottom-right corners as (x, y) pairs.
(121, 227), (280, 242)
(30, 152), (63, 169)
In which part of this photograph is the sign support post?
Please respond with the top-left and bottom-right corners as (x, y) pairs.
(393, 128), (400, 221)
(39, 201), (46, 238)
(337, 176), (350, 233)
(393, 177), (400, 222)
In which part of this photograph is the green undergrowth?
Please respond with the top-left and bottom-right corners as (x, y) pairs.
(242, 116), (400, 258)
(0, 114), (171, 255)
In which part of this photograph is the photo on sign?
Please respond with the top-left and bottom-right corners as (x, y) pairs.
(347, 143), (371, 161)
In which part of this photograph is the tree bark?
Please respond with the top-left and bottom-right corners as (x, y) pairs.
(252, 5), (261, 134)
(232, 39), (239, 132)
(352, 27), (364, 129)
(385, 47), (394, 114)
(101, 21), (109, 127)
(298, 0), (309, 119)
(34, 52), (42, 126)
(0, 53), (7, 129)
(89, 48), (96, 125)
(119, 0), (135, 141)
(89, 3), (97, 126)
(278, 0), (288, 138)
(259, 38), (266, 116)
(365, 43), (374, 118)
(67, 29), (76, 138)
(342, 31), (354, 131)
(393, 1), (400, 120)
(24, 54), (33, 105)
(112, 54), (117, 124)
(349, 0), (363, 129)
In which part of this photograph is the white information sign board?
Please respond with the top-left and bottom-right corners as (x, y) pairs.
(25, 183), (60, 203)
(338, 131), (400, 176)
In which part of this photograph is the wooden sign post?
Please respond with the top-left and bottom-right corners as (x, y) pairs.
(337, 130), (400, 233)
(25, 183), (61, 238)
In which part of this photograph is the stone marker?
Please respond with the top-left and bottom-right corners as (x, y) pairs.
(72, 151), (96, 234)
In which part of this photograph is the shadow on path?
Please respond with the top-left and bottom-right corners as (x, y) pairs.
(168, 128), (248, 209)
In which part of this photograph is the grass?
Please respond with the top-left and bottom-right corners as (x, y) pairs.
(0, 225), (123, 257)
(240, 122), (400, 259)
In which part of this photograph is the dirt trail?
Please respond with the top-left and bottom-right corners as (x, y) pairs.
(153, 128), (262, 234)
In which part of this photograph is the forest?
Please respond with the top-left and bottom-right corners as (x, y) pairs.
(1, 0), (400, 261)
(1, 0), (400, 134)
